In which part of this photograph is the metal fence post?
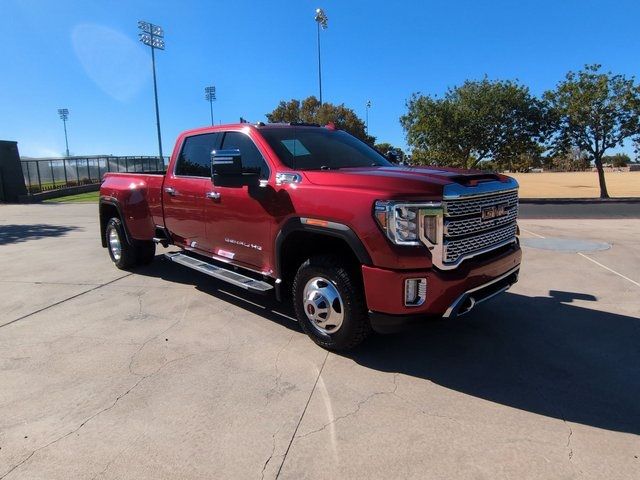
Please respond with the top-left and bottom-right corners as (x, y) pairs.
(26, 162), (32, 193)
(62, 159), (68, 186)
(86, 158), (91, 183)
(36, 161), (42, 191)
(50, 160), (56, 188)
(75, 159), (80, 185)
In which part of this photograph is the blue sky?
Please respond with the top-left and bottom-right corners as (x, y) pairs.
(2, 0), (640, 158)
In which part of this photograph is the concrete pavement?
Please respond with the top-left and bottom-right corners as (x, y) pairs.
(0, 204), (639, 479)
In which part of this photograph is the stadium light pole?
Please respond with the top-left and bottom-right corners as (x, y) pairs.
(57, 108), (70, 157)
(138, 20), (165, 163)
(365, 100), (372, 135)
(314, 8), (328, 105)
(205, 86), (216, 126)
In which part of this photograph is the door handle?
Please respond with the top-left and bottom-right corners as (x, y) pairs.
(205, 191), (221, 200)
(164, 187), (177, 196)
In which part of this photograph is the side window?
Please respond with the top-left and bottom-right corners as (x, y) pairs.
(175, 133), (220, 177)
(221, 131), (270, 179)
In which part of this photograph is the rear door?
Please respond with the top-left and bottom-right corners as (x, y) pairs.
(203, 130), (275, 271)
(163, 132), (221, 250)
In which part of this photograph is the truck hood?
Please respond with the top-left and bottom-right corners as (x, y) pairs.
(302, 165), (511, 198)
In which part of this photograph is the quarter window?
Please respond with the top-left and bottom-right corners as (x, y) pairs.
(221, 131), (270, 179)
(176, 133), (220, 177)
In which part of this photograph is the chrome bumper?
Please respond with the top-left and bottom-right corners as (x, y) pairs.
(442, 265), (520, 319)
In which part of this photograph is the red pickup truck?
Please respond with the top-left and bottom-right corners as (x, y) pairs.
(100, 123), (521, 350)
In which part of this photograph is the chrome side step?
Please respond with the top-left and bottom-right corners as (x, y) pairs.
(164, 252), (273, 294)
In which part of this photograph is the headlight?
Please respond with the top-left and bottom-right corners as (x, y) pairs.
(374, 200), (443, 246)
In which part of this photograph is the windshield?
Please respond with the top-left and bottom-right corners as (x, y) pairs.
(259, 127), (392, 170)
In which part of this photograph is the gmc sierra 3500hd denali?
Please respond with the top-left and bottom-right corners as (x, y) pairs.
(99, 123), (521, 350)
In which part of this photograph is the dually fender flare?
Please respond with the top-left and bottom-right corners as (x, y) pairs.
(99, 197), (134, 248)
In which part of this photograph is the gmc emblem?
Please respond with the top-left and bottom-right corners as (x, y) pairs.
(481, 203), (508, 221)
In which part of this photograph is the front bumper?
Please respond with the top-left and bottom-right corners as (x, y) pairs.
(362, 242), (522, 333)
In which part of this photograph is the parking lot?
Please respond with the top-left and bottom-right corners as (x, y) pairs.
(1, 203), (639, 480)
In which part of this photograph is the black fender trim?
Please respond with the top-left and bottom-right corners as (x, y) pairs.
(99, 198), (136, 248)
(273, 217), (372, 298)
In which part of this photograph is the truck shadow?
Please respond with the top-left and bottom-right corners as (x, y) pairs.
(137, 258), (640, 435)
(137, 256), (301, 333)
(345, 290), (640, 436)
(0, 224), (80, 245)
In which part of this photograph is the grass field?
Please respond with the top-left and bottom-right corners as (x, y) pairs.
(43, 191), (99, 203)
(37, 171), (638, 202)
(508, 171), (640, 198)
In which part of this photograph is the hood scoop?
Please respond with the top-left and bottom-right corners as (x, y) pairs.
(448, 173), (502, 186)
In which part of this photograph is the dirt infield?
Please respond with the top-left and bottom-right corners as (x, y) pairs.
(507, 171), (640, 198)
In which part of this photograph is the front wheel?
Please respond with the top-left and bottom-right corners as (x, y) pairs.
(292, 255), (371, 350)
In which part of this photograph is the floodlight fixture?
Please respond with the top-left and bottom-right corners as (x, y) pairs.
(137, 20), (165, 161)
(205, 86), (217, 125)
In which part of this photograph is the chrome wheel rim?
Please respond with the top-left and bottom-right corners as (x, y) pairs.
(303, 276), (344, 334)
(108, 227), (122, 262)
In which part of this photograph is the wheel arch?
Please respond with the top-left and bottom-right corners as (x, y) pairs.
(274, 217), (372, 300)
(99, 199), (131, 248)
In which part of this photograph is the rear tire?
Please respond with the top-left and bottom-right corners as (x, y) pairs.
(292, 254), (371, 350)
(105, 218), (137, 269)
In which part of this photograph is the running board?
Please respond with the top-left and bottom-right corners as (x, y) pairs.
(164, 252), (273, 294)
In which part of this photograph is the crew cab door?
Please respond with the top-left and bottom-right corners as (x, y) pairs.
(163, 132), (221, 250)
(203, 130), (275, 272)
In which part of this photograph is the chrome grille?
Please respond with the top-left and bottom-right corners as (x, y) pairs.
(445, 207), (518, 237)
(445, 189), (518, 217)
(444, 224), (517, 263)
(441, 186), (519, 266)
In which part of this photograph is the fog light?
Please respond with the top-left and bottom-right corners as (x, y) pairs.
(404, 278), (427, 306)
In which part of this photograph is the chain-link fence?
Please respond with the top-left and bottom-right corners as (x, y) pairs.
(20, 156), (168, 194)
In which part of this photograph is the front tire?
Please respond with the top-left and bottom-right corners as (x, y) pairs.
(292, 255), (371, 350)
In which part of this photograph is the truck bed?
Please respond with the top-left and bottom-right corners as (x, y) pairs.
(100, 172), (166, 240)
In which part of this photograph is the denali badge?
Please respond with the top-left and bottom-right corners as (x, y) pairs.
(481, 203), (508, 221)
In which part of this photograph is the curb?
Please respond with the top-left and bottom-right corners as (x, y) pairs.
(519, 197), (640, 204)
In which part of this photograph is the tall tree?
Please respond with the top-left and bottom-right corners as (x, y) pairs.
(544, 64), (640, 198)
(374, 142), (405, 162)
(400, 78), (545, 169)
(266, 96), (375, 144)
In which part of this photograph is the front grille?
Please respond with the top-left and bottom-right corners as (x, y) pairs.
(444, 224), (517, 263)
(441, 187), (518, 265)
(445, 207), (518, 237)
(445, 189), (518, 217)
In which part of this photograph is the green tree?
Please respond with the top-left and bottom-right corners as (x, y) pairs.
(400, 78), (545, 169)
(544, 64), (640, 198)
(602, 153), (631, 168)
(266, 96), (375, 144)
(550, 147), (591, 171)
(374, 142), (405, 162)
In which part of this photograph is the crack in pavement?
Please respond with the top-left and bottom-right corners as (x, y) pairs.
(260, 425), (283, 480)
(295, 372), (400, 440)
(0, 353), (194, 479)
(274, 351), (329, 479)
(0, 273), (133, 329)
(266, 335), (295, 406)
(565, 421), (574, 460)
(90, 433), (143, 480)
(128, 294), (193, 376)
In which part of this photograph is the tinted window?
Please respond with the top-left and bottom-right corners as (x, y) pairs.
(221, 131), (270, 179)
(259, 128), (391, 170)
(175, 133), (220, 177)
